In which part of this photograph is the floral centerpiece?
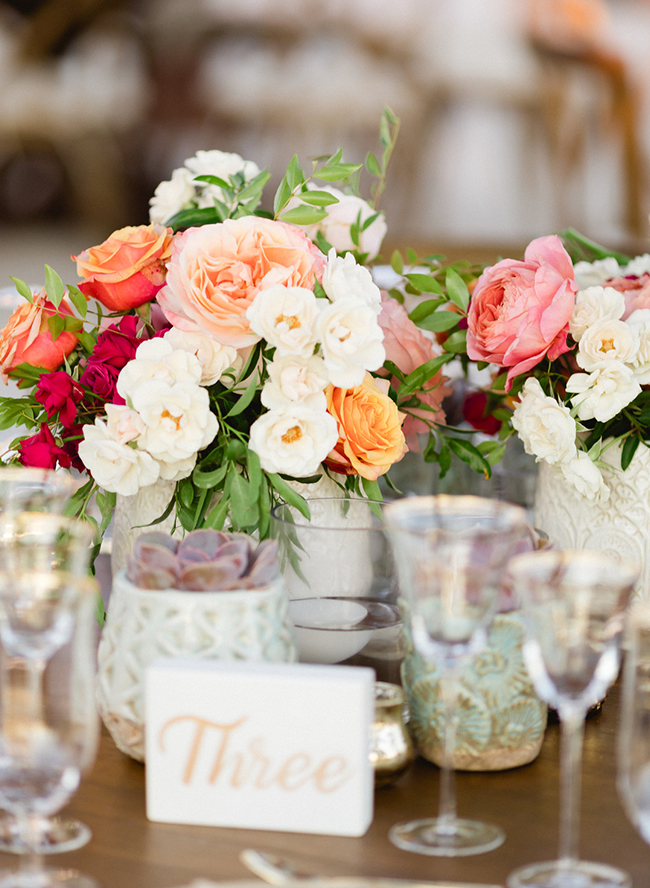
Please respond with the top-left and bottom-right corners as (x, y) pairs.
(0, 110), (488, 613)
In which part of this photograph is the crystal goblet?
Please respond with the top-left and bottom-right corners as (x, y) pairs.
(384, 494), (528, 856)
(507, 548), (638, 888)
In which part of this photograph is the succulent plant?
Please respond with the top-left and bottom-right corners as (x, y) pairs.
(126, 529), (279, 591)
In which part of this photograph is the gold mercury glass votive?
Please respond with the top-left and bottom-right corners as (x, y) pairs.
(371, 681), (414, 787)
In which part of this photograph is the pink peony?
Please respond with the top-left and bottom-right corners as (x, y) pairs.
(467, 235), (578, 390)
(604, 273), (650, 319)
(157, 216), (325, 349)
(378, 296), (451, 451)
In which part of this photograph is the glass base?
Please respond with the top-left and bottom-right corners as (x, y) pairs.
(507, 859), (631, 888)
(388, 816), (505, 856)
(0, 819), (92, 856)
(0, 868), (98, 888)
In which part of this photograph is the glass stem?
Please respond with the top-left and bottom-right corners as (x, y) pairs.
(437, 661), (459, 832)
(557, 709), (586, 869)
(18, 811), (44, 880)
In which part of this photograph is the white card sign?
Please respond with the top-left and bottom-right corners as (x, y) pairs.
(145, 659), (375, 836)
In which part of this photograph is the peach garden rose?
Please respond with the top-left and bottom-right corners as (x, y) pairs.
(74, 224), (174, 312)
(157, 216), (325, 349)
(325, 373), (406, 481)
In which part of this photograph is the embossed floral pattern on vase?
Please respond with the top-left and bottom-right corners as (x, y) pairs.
(402, 612), (547, 771)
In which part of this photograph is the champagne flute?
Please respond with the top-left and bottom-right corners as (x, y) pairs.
(507, 549), (637, 888)
(384, 494), (528, 856)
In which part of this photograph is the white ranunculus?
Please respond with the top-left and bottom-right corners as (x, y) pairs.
(322, 249), (382, 312)
(576, 318), (639, 371)
(566, 361), (642, 422)
(117, 338), (202, 401)
(249, 404), (339, 476)
(624, 254), (650, 277)
(78, 420), (160, 496)
(626, 309), (650, 383)
(246, 285), (321, 358)
(511, 378), (577, 465)
(560, 453), (610, 502)
(163, 327), (241, 386)
(318, 297), (385, 389)
(262, 354), (329, 410)
(104, 404), (145, 445)
(569, 286), (626, 342)
(300, 186), (387, 259)
(573, 257), (621, 289)
(132, 380), (219, 462)
(149, 167), (195, 225)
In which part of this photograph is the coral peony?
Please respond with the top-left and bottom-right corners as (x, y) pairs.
(74, 224), (174, 312)
(157, 216), (325, 349)
(467, 235), (577, 390)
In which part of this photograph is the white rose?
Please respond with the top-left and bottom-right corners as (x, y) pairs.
(322, 249), (382, 313)
(185, 149), (261, 204)
(626, 309), (650, 383)
(566, 361), (641, 422)
(573, 257), (621, 289)
(624, 254), (650, 277)
(117, 338), (202, 401)
(163, 327), (241, 385)
(246, 285), (320, 359)
(158, 453), (198, 482)
(133, 380), (219, 462)
(249, 404), (339, 476)
(569, 286), (626, 342)
(300, 186), (387, 260)
(511, 378), (577, 465)
(262, 354), (329, 410)
(78, 420), (160, 496)
(560, 453), (610, 502)
(149, 167), (195, 225)
(104, 404), (145, 445)
(318, 297), (385, 389)
(576, 318), (639, 371)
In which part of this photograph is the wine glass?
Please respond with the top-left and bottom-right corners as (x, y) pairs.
(0, 468), (75, 517)
(507, 548), (638, 888)
(0, 572), (98, 888)
(0, 513), (97, 860)
(618, 603), (650, 848)
(384, 494), (528, 856)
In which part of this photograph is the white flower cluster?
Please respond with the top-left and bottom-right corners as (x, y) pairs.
(78, 333), (234, 496)
(247, 249), (386, 477)
(149, 150), (262, 225)
(573, 254), (650, 289)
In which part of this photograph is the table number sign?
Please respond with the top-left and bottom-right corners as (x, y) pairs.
(145, 659), (375, 836)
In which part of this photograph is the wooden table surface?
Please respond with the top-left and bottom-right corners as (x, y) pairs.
(4, 676), (647, 888)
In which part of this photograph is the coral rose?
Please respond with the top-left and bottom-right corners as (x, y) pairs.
(378, 295), (451, 450)
(467, 235), (578, 390)
(325, 374), (406, 481)
(74, 224), (174, 312)
(0, 288), (78, 383)
(157, 216), (325, 349)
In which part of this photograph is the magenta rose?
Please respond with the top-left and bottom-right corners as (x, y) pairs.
(467, 235), (578, 390)
(80, 362), (121, 406)
(91, 316), (142, 369)
(18, 424), (71, 470)
(35, 372), (83, 427)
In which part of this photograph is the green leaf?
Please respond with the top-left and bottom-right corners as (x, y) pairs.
(246, 447), (262, 497)
(477, 440), (507, 465)
(407, 248), (419, 266)
(193, 174), (230, 189)
(267, 473), (311, 520)
(448, 437), (491, 477)
(360, 477), (383, 507)
(67, 284), (88, 318)
(391, 250), (403, 275)
(399, 354), (454, 397)
(442, 329), (468, 354)
(204, 494), (230, 530)
(226, 438), (246, 460)
(44, 265), (65, 309)
(314, 279), (328, 299)
(279, 206), (328, 226)
(622, 435), (640, 471)
(286, 155), (304, 191)
(361, 212), (381, 232)
(273, 177), (292, 216)
(48, 314), (65, 342)
(63, 316), (83, 332)
(366, 152), (381, 176)
(236, 170), (271, 204)
(316, 163), (363, 182)
(9, 277), (33, 303)
(299, 191), (340, 207)
(225, 374), (258, 418)
(230, 472), (258, 529)
(438, 443), (451, 478)
(167, 206), (224, 231)
(405, 273), (443, 295)
(445, 268), (470, 312)
(77, 331), (96, 354)
(418, 311), (460, 333)
(387, 287), (404, 305)
(193, 462), (228, 489)
(237, 341), (263, 384)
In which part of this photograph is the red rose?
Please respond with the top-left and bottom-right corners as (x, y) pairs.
(80, 363), (121, 407)
(35, 372), (83, 427)
(463, 391), (502, 436)
(18, 424), (71, 470)
(60, 424), (85, 472)
(90, 316), (142, 370)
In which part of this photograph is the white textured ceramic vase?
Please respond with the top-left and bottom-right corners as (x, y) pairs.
(534, 441), (650, 602)
(96, 571), (297, 761)
(110, 479), (179, 576)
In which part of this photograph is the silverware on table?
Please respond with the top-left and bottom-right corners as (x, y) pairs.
(239, 849), (503, 888)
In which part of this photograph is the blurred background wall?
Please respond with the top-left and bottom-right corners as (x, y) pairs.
(1, 0), (650, 283)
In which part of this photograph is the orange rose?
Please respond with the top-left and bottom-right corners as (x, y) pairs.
(0, 288), (78, 382)
(73, 224), (174, 312)
(325, 374), (407, 481)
